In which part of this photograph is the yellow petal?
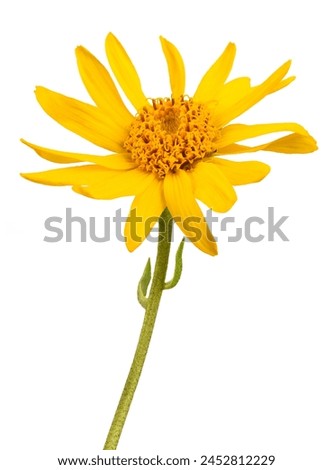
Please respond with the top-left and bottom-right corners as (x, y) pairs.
(216, 132), (318, 155)
(75, 46), (133, 129)
(271, 75), (295, 93)
(163, 170), (217, 256)
(21, 165), (114, 186)
(160, 36), (185, 99)
(124, 179), (165, 252)
(193, 42), (236, 103)
(21, 139), (137, 170)
(35, 87), (126, 152)
(216, 122), (310, 149)
(191, 161), (237, 212)
(74, 168), (154, 200)
(105, 33), (147, 111)
(215, 60), (292, 127)
(210, 77), (251, 118)
(211, 158), (270, 185)
(211, 76), (295, 122)
(263, 133), (318, 153)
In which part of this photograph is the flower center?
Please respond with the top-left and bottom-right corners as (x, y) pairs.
(124, 97), (220, 178)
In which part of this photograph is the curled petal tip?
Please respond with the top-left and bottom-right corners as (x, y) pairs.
(125, 241), (137, 253)
(34, 86), (45, 97)
(106, 32), (117, 42)
(159, 36), (171, 45)
(210, 244), (218, 256)
(72, 185), (90, 197)
(310, 137), (318, 151)
(285, 59), (292, 70)
(20, 172), (36, 182)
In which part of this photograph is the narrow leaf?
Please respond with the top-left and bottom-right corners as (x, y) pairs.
(164, 238), (185, 290)
(137, 258), (151, 308)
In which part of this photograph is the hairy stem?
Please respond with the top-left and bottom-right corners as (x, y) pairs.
(103, 208), (173, 450)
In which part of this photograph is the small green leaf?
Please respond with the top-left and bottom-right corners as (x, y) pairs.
(164, 238), (185, 290)
(137, 258), (151, 308)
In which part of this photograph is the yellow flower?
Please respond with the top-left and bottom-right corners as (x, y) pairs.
(21, 33), (317, 255)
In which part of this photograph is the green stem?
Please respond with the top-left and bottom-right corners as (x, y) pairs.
(103, 208), (173, 450)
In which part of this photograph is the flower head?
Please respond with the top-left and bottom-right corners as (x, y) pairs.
(21, 33), (317, 255)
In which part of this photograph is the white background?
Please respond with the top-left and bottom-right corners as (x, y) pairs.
(1, 0), (332, 468)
